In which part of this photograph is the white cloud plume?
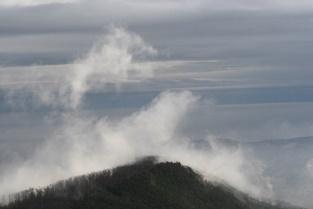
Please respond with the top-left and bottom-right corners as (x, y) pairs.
(68, 27), (157, 108)
(1, 27), (157, 109)
(0, 91), (273, 201)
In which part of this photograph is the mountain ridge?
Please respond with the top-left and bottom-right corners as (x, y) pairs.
(0, 157), (304, 209)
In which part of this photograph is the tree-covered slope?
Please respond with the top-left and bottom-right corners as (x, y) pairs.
(0, 157), (303, 209)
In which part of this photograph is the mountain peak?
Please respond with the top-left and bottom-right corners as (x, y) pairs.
(0, 158), (303, 209)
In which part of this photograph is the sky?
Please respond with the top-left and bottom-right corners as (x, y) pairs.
(0, 0), (313, 207)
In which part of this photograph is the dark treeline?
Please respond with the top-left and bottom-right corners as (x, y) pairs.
(0, 157), (305, 209)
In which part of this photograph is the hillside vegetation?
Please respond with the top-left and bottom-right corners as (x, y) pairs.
(0, 157), (303, 209)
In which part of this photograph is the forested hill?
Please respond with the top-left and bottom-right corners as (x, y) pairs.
(0, 157), (303, 209)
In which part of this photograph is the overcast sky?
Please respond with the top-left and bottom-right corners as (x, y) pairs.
(0, 0), (313, 206)
(0, 1), (313, 206)
(0, 0), (312, 86)
(0, 0), (312, 136)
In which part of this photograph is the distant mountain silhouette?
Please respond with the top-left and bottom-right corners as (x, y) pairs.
(0, 157), (303, 209)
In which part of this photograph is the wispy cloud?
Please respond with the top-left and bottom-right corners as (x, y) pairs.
(0, 0), (78, 7)
(6, 0), (313, 10)
(307, 159), (313, 178)
(1, 27), (157, 109)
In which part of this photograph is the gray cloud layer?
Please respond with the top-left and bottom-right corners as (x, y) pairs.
(1, 1), (313, 89)
(1, 1), (313, 208)
(0, 0), (77, 7)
